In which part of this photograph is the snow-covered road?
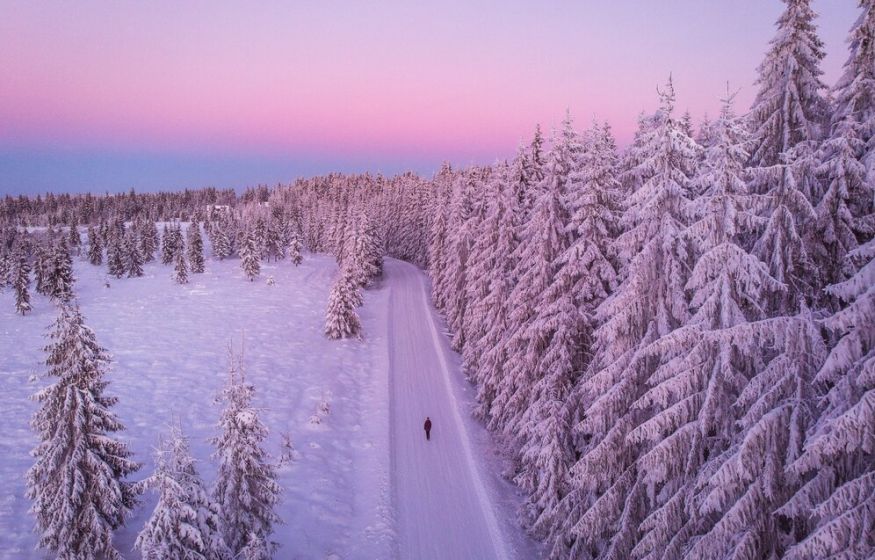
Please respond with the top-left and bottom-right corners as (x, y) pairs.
(386, 259), (512, 560)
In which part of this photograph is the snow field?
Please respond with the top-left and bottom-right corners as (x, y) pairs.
(0, 252), (392, 559)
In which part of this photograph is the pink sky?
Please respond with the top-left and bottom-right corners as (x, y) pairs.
(0, 1), (861, 193)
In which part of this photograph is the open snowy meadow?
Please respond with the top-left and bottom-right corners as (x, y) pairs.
(0, 245), (534, 560)
(1, 252), (392, 558)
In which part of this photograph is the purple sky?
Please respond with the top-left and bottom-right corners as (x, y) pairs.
(0, 1), (861, 195)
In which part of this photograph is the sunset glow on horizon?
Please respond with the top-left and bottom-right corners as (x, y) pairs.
(0, 1), (860, 194)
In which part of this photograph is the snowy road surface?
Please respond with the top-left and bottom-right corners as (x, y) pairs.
(387, 259), (512, 560)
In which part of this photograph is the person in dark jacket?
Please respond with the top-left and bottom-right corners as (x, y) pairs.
(424, 417), (432, 441)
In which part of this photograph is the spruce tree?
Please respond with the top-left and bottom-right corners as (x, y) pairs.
(690, 314), (826, 559)
(135, 425), (230, 560)
(48, 239), (75, 302)
(324, 266), (363, 339)
(34, 245), (51, 296)
(252, 217), (268, 259)
(809, 0), (875, 292)
(565, 79), (699, 558)
(748, 0), (829, 169)
(427, 173), (453, 309)
(140, 219), (159, 262)
(443, 171), (479, 351)
(67, 223), (81, 254)
(288, 231), (303, 266)
(213, 226), (232, 261)
(188, 221), (206, 274)
(474, 151), (526, 420)
(782, 237), (874, 560)
(461, 167), (506, 383)
(240, 232), (261, 282)
(491, 114), (580, 439)
(27, 303), (139, 559)
(161, 224), (175, 265)
(124, 229), (144, 278)
(834, 0), (875, 201)
(239, 533), (271, 560)
(107, 237), (126, 279)
(14, 250), (32, 315)
(620, 93), (784, 559)
(502, 117), (584, 537)
(264, 221), (283, 262)
(212, 352), (281, 556)
(174, 248), (189, 285)
(87, 226), (103, 266)
(0, 252), (10, 290)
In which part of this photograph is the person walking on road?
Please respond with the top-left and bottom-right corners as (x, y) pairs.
(424, 417), (432, 441)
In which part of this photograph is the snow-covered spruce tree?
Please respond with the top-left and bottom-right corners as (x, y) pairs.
(696, 113), (718, 150)
(324, 266), (363, 339)
(338, 209), (357, 270)
(107, 236), (126, 279)
(48, 239), (75, 303)
(239, 532), (271, 560)
(174, 247), (189, 285)
(0, 252), (9, 290)
(213, 223), (232, 261)
(751, 149), (819, 313)
(188, 221), (206, 274)
(461, 166), (506, 382)
(780, 236), (874, 559)
(161, 224), (175, 265)
(14, 250), (32, 315)
(443, 171), (480, 351)
(139, 219), (159, 262)
(689, 313), (826, 559)
(605, 92), (782, 560)
(562, 80), (699, 560)
(27, 302), (139, 560)
(264, 221), (283, 262)
(34, 245), (51, 296)
(748, 0), (829, 169)
(359, 212), (384, 285)
(490, 113), (580, 439)
(810, 115), (868, 295)
(344, 211), (381, 288)
(124, 229), (144, 278)
(834, 0), (875, 201)
(545, 120), (622, 556)
(427, 168), (453, 310)
(288, 231), (303, 266)
(212, 352), (281, 556)
(240, 232), (261, 282)
(173, 224), (185, 258)
(87, 225), (103, 266)
(809, 0), (875, 291)
(135, 424), (230, 560)
(67, 223), (81, 254)
(509, 114), (595, 540)
(747, 1), (828, 309)
(558, 120), (621, 361)
(618, 110), (659, 202)
(252, 217), (268, 259)
(99, 221), (110, 245)
(525, 124), (548, 214)
(472, 153), (527, 420)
